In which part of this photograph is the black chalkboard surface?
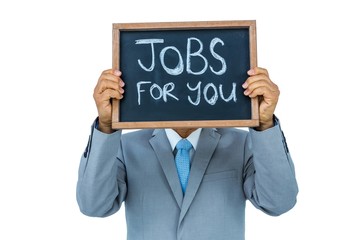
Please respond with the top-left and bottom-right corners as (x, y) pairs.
(112, 21), (259, 129)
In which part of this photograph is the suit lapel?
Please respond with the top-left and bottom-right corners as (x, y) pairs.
(179, 128), (220, 223)
(149, 129), (183, 208)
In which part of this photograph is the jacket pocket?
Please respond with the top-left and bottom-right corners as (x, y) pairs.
(202, 170), (237, 182)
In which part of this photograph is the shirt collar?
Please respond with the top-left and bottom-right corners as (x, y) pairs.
(165, 128), (202, 151)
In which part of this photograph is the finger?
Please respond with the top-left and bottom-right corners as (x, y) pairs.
(246, 85), (279, 101)
(100, 73), (125, 88)
(98, 69), (123, 87)
(95, 79), (123, 95)
(94, 85), (124, 107)
(244, 84), (264, 97)
(101, 69), (122, 77)
(243, 79), (278, 96)
(246, 86), (269, 98)
(242, 73), (271, 89)
(95, 89), (123, 104)
(102, 88), (123, 100)
(99, 72), (122, 85)
(245, 83), (279, 98)
(247, 67), (269, 77)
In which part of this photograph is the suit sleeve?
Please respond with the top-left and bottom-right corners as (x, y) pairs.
(243, 120), (298, 216)
(76, 121), (127, 217)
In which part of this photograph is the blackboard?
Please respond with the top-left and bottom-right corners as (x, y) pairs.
(112, 21), (259, 129)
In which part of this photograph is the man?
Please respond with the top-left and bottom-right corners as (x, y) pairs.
(76, 67), (298, 240)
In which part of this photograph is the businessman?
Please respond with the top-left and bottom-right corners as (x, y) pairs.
(76, 67), (298, 240)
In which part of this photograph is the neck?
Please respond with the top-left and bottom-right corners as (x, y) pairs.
(173, 128), (197, 138)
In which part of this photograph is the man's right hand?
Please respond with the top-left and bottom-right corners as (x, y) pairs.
(93, 69), (125, 133)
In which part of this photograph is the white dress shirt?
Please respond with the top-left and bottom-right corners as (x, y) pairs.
(165, 128), (202, 162)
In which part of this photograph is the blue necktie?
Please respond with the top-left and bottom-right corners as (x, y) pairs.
(175, 139), (192, 194)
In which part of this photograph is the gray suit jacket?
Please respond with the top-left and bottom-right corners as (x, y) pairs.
(77, 121), (298, 240)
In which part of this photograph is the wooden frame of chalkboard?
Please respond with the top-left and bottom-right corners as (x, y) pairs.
(112, 20), (259, 129)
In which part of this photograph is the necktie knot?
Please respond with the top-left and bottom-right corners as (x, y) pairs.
(176, 139), (192, 151)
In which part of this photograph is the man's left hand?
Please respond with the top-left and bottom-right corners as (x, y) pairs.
(242, 67), (280, 131)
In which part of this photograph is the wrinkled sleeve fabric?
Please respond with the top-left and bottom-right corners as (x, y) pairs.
(243, 120), (298, 216)
(76, 120), (127, 217)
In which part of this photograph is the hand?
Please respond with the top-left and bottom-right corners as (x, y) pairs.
(93, 69), (125, 133)
(242, 67), (280, 131)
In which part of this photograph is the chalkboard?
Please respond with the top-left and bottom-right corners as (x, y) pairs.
(112, 21), (259, 129)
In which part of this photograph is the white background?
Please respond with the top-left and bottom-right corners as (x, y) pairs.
(1, 0), (359, 239)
